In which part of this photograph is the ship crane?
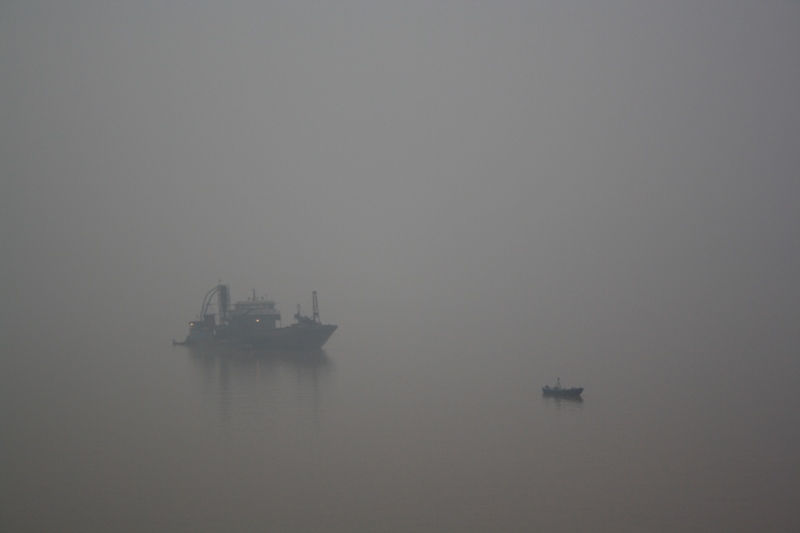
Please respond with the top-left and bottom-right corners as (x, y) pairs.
(199, 284), (230, 325)
(294, 291), (321, 326)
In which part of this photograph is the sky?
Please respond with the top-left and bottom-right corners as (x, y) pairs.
(2, 1), (799, 360)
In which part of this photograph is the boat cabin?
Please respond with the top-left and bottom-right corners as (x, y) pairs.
(231, 298), (281, 329)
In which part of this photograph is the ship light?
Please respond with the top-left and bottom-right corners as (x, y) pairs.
(256, 319), (260, 322)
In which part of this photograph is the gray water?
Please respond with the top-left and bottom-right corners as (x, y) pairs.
(2, 320), (798, 533)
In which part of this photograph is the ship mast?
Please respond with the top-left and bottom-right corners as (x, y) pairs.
(312, 291), (319, 323)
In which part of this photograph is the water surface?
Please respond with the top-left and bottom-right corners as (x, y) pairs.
(2, 329), (798, 532)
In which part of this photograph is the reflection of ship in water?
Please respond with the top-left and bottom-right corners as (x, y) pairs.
(541, 392), (584, 411)
(187, 346), (334, 427)
(543, 394), (583, 404)
(175, 284), (337, 350)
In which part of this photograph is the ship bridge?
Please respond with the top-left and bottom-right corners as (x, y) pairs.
(231, 296), (281, 329)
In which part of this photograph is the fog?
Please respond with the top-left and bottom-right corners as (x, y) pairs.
(2, 2), (799, 531)
(3, 1), (799, 348)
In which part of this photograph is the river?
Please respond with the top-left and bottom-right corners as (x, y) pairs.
(1, 322), (798, 532)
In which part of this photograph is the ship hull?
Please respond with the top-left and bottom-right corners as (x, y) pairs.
(245, 324), (337, 350)
(541, 387), (583, 397)
(179, 325), (337, 350)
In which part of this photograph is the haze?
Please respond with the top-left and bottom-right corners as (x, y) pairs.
(2, 2), (799, 531)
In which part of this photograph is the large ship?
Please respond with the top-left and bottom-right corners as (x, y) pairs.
(175, 284), (337, 350)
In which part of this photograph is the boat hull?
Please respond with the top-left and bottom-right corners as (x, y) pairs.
(178, 324), (337, 350)
(246, 324), (337, 350)
(542, 387), (584, 397)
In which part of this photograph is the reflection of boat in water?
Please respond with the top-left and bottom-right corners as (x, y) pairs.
(187, 344), (333, 373)
(185, 345), (334, 425)
(174, 284), (337, 350)
(542, 377), (583, 397)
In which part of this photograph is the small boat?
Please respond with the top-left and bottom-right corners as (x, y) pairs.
(542, 377), (583, 397)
